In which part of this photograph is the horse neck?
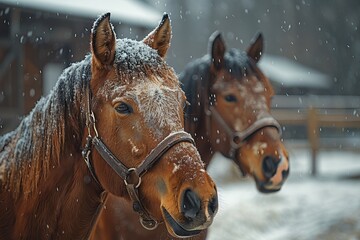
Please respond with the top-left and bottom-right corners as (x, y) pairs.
(185, 109), (214, 167)
(8, 143), (104, 239)
(48, 149), (105, 239)
(182, 66), (216, 167)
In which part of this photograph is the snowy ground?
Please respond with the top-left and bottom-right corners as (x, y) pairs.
(206, 147), (360, 240)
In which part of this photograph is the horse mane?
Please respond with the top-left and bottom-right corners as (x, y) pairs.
(180, 55), (210, 126)
(0, 55), (91, 199)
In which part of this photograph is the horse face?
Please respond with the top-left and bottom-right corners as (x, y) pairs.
(208, 32), (289, 193)
(88, 13), (217, 237)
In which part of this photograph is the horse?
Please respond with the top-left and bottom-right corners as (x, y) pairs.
(0, 13), (219, 240)
(90, 31), (290, 240)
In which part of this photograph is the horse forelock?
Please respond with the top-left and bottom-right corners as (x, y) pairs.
(114, 38), (163, 75)
(0, 55), (91, 199)
(224, 48), (252, 78)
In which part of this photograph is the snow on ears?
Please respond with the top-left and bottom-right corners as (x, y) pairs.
(246, 32), (263, 63)
(91, 12), (116, 68)
(143, 13), (171, 58)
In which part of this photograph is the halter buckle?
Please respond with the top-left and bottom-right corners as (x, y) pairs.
(124, 168), (142, 188)
(230, 133), (244, 149)
(82, 136), (93, 161)
(140, 217), (158, 230)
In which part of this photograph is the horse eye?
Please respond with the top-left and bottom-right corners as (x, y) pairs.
(115, 102), (133, 114)
(224, 94), (237, 102)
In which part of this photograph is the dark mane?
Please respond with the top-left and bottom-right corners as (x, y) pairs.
(0, 55), (91, 199)
(180, 48), (252, 125)
(180, 55), (210, 125)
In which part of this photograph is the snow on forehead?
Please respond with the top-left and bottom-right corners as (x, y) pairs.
(114, 38), (162, 72)
(98, 75), (183, 139)
(131, 79), (183, 137)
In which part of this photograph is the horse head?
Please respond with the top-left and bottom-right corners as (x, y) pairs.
(206, 31), (289, 192)
(183, 31), (289, 193)
(87, 13), (217, 237)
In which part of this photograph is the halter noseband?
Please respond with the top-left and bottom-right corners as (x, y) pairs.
(82, 87), (195, 230)
(205, 106), (282, 160)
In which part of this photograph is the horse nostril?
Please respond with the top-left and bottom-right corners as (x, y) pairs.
(282, 168), (290, 179)
(208, 195), (218, 216)
(181, 189), (201, 220)
(262, 156), (278, 179)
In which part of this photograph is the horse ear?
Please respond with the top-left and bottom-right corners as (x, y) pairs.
(209, 31), (226, 70)
(91, 13), (116, 68)
(143, 13), (171, 58)
(247, 32), (263, 63)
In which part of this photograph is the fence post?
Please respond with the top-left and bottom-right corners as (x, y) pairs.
(307, 107), (319, 176)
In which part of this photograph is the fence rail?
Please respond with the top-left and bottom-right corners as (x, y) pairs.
(271, 95), (360, 176)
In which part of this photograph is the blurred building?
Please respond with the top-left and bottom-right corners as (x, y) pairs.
(259, 54), (332, 95)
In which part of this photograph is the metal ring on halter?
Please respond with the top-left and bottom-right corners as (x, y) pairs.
(140, 218), (158, 230)
(230, 132), (244, 149)
(84, 150), (91, 163)
(124, 168), (142, 188)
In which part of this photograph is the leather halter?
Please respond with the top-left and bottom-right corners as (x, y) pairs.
(205, 106), (282, 159)
(82, 87), (195, 230)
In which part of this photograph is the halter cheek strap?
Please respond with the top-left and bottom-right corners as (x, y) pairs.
(82, 86), (195, 230)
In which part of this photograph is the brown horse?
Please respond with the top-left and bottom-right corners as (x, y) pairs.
(91, 32), (290, 239)
(182, 31), (290, 192)
(0, 13), (218, 240)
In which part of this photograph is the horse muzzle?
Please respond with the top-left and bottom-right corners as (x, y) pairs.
(161, 188), (218, 238)
(253, 151), (290, 192)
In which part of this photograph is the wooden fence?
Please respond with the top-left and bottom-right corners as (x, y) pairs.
(271, 95), (360, 176)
